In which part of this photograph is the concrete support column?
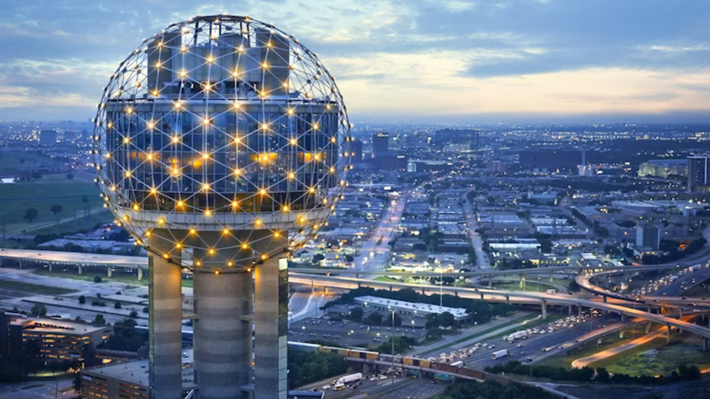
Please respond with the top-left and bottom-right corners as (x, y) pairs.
(680, 308), (684, 318)
(137, 268), (143, 281)
(48, 263), (53, 272)
(621, 313), (625, 322)
(77, 264), (82, 275)
(107, 267), (112, 278)
(568, 304), (572, 315)
(646, 322), (652, 334)
(647, 305), (652, 314)
(488, 276), (492, 288)
(480, 293), (484, 301)
(541, 300), (547, 320)
(254, 255), (289, 399)
(192, 239), (253, 399)
(506, 296), (511, 306)
(666, 324), (671, 343)
(578, 305), (582, 317)
(18, 259), (23, 269)
(148, 233), (183, 399)
(519, 275), (524, 289)
(602, 295), (607, 303)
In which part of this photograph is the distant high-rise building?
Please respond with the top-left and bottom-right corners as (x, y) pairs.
(688, 156), (710, 191)
(519, 149), (581, 172)
(434, 129), (478, 151)
(351, 139), (363, 162)
(636, 224), (661, 250)
(39, 130), (57, 145)
(372, 132), (390, 157)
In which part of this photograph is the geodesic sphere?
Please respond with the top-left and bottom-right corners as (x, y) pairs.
(92, 15), (351, 266)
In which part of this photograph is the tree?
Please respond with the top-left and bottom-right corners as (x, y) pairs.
(92, 314), (106, 325)
(365, 312), (383, 326)
(114, 301), (122, 310)
(596, 367), (609, 382)
(30, 303), (47, 317)
(50, 204), (63, 224)
(349, 307), (364, 322)
(23, 208), (38, 223)
(78, 295), (86, 304)
(440, 311), (456, 328)
(94, 275), (102, 283)
(129, 310), (138, 318)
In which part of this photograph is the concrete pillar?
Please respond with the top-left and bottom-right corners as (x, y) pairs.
(647, 305), (651, 314)
(107, 267), (112, 278)
(507, 296), (511, 306)
(137, 268), (143, 281)
(311, 279), (315, 295)
(621, 313), (625, 322)
(480, 293), (484, 301)
(77, 264), (82, 275)
(602, 295), (607, 303)
(646, 322), (652, 334)
(148, 232), (183, 399)
(192, 234), (255, 399)
(666, 324), (671, 343)
(488, 276), (492, 288)
(18, 259), (23, 269)
(519, 275), (524, 289)
(254, 255), (289, 399)
(568, 304), (572, 315)
(680, 308), (684, 318)
(541, 300), (547, 320)
(619, 330), (624, 339)
(48, 263), (53, 272)
(578, 305), (582, 317)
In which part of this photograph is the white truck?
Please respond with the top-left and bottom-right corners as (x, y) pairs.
(333, 373), (362, 390)
(491, 349), (509, 360)
(510, 331), (528, 340)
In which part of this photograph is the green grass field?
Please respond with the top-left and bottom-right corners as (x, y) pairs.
(0, 278), (77, 295)
(0, 179), (105, 232)
(0, 151), (66, 175)
(493, 282), (550, 293)
(589, 337), (710, 377)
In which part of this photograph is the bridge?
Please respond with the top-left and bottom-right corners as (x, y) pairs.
(289, 273), (710, 346)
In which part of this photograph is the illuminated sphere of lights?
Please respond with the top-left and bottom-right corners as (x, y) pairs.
(92, 15), (352, 266)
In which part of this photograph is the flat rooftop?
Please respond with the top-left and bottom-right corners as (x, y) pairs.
(355, 296), (468, 318)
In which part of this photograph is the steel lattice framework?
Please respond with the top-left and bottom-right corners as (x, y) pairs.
(92, 15), (352, 267)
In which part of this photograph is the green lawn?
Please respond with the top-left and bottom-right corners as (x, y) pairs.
(493, 282), (550, 293)
(0, 278), (77, 295)
(593, 339), (710, 377)
(0, 151), (66, 175)
(0, 179), (105, 232)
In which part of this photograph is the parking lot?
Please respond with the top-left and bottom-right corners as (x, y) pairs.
(289, 317), (427, 348)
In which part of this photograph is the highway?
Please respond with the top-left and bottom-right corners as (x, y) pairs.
(463, 190), (489, 269)
(289, 273), (710, 341)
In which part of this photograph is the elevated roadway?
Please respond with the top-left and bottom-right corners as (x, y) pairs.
(289, 273), (710, 344)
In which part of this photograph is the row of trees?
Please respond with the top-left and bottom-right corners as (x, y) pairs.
(486, 360), (702, 384)
(22, 195), (92, 224)
(440, 379), (553, 399)
(287, 351), (349, 388)
(641, 238), (707, 264)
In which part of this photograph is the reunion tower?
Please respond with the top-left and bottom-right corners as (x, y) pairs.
(92, 14), (352, 399)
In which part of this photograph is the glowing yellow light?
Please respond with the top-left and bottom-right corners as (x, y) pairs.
(315, 153), (321, 161)
(176, 243), (182, 249)
(126, 107), (133, 114)
(326, 104), (332, 110)
(150, 188), (157, 195)
(147, 153), (153, 160)
(179, 70), (187, 78)
(180, 45), (188, 53)
(274, 231), (280, 238)
(288, 172), (295, 179)
(255, 219), (262, 226)
(172, 136), (180, 143)
(261, 254), (268, 260)
(155, 62), (161, 69)
(163, 253), (169, 259)
(232, 201), (239, 208)
(234, 169), (241, 176)
(202, 153), (209, 160)
(266, 41), (273, 48)
(203, 118), (210, 125)
(290, 138), (297, 145)
(299, 216), (306, 223)
(260, 189), (267, 196)
(158, 218), (165, 225)
(152, 89), (159, 96)
(227, 261), (233, 267)
(287, 108), (294, 115)
(189, 228), (196, 235)
(195, 260), (202, 266)
(214, 269), (220, 275)
(204, 84), (211, 92)
(313, 123), (319, 130)
(125, 171), (132, 177)
(233, 101), (240, 109)
(110, 185), (116, 191)
(322, 198), (328, 204)
(202, 183), (210, 191)
(123, 137), (130, 144)
(177, 200), (184, 207)
(205, 209), (212, 216)
(282, 82), (288, 88)
(172, 168), (180, 176)
(237, 45), (245, 53)
(107, 122), (113, 129)
(133, 204), (139, 210)
(262, 62), (268, 69)
(282, 205), (289, 212)
(145, 231), (152, 237)
(207, 56), (215, 63)
(309, 187), (315, 193)
(260, 91), (267, 98)
(242, 243), (248, 250)
(261, 123), (268, 130)
(208, 248), (215, 255)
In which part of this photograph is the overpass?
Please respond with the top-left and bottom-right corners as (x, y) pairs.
(289, 273), (710, 346)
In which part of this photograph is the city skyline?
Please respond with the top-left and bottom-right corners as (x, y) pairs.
(1, 0), (709, 123)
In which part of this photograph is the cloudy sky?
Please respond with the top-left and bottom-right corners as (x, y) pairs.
(1, 0), (709, 123)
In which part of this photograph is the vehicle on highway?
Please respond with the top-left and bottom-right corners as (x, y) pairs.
(491, 349), (509, 360)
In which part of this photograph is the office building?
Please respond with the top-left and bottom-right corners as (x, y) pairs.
(638, 159), (688, 178)
(688, 156), (710, 191)
(351, 139), (363, 163)
(372, 132), (390, 157)
(39, 129), (57, 145)
(636, 224), (662, 250)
